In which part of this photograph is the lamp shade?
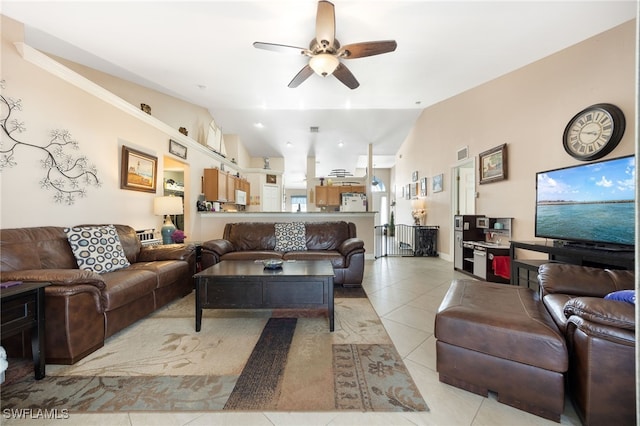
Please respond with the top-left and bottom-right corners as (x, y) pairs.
(411, 198), (426, 210)
(309, 53), (340, 76)
(153, 196), (183, 216)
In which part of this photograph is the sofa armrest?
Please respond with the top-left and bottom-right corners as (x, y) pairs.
(564, 297), (635, 331)
(138, 244), (195, 262)
(566, 315), (635, 347)
(337, 238), (365, 257)
(45, 283), (105, 312)
(538, 263), (634, 297)
(0, 269), (106, 290)
(202, 239), (234, 257)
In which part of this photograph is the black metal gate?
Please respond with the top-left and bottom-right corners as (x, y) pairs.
(375, 224), (438, 258)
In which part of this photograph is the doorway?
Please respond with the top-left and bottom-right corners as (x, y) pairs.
(452, 157), (476, 216)
(163, 156), (188, 231)
(451, 158), (476, 256)
(262, 184), (280, 211)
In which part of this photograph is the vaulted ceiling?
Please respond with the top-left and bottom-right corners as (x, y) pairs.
(3, 1), (636, 188)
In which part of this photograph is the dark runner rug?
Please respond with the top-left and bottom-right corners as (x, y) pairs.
(223, 318), (297, 410)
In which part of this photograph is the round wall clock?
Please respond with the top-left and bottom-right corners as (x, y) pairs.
(562, 103), (625, 161)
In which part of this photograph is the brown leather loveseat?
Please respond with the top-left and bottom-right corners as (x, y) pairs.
(201, 221), (365, 286)
(538, 263), (636, 426)
(0, 225), (195, 365)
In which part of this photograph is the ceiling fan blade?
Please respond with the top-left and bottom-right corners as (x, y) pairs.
(333, 63), (359, 89)
(316, 0), (335, 50)
(253, 42), (308, 55)
(338, 40), (398, 59)
(288, 65), (314, 88)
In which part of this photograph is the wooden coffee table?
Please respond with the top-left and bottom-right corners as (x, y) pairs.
(194, 260), (335, 331)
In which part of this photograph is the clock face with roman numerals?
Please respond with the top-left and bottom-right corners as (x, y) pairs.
(563, 103), (625, 161)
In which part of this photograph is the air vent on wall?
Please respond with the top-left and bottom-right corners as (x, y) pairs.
(310, 126), (319, 133)
(457, 146), (469, 161)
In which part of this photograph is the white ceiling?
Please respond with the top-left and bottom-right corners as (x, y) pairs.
(2, 1), (636, 188)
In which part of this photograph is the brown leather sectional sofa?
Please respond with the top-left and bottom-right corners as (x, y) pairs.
(538, 263), (636, 426)
(435, 262), (636, 424)
(201, 221), (365, 286)
(0, 225), (195, 364)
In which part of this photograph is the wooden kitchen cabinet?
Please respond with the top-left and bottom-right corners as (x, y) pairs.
(327, 186), (341, 205)
(227, 174), (237, 203)
(316, 186), (340, 206)
(315, 186), (328, 206)
(238, 179), (250, 194)
(315, 185), (365, 206)
(203, 168), (227, 202)
(345, 185), (365, 194)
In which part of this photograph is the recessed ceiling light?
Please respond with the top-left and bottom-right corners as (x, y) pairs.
(338, 141), (344, 147)
(286, 141), (292, 147)
(254, 122), (264, 129)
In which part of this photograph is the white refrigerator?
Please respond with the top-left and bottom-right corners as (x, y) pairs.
(340, 193), (367, 212)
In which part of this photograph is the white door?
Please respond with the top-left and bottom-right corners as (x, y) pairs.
(371, 192), (388, 227)
(452, 158), (476, 216)
(451, 159), (476, 260)
(262, 185), (280, 212)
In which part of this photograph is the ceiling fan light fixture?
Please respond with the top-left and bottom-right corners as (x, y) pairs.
(309, 53), (339, 76)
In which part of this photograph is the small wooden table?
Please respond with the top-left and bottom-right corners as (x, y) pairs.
(1, 281), (49, 380)
(194, 260), (335, 331)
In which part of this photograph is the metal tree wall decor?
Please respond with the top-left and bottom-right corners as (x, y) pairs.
(0, 80), (101, 205)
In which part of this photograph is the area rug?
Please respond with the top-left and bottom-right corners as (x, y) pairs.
(1, 291), (428, 413)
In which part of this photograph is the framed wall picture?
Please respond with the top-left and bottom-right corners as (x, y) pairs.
(412, 170), (419, 182)
(405, 184), (411, 200)
(479, 143), (508, 184)
(120, 146), (157, 193)
(410, 183), (418, 198)
(420, 177), (427, 196)
(169, 139), (187, 159)
(266, 174), (277, 184)
(432, 173), (443, 193)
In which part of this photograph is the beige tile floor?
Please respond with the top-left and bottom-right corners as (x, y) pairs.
(4, 257), (582, 426)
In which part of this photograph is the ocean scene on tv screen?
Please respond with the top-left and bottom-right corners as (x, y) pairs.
(536, 156), (635, 246)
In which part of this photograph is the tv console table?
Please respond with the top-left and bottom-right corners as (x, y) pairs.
(510, 240), (634, 288)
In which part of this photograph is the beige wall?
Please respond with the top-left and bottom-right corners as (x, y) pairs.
(56, 56), (215, 147)
(392, 20), (636, 259)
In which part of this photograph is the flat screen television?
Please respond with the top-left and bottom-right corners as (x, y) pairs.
(535, 155), (635, 249)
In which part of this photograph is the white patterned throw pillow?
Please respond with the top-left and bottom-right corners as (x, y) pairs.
(65, 225), (131, 273)
(274, 222), (307, 252)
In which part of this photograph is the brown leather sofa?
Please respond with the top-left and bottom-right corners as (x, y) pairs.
(201, 221), (365, 286)
(538, 263), (636, 426)
(435, 280), (568, 421)
(0, 225), (195, 364)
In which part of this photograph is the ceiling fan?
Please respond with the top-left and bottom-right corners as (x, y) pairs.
(253, 0), (397, 89)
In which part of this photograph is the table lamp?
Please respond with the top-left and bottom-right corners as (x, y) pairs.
(154, 196), (184, 244)
(411, 198), (427, 226)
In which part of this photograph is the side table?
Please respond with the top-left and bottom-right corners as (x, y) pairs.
(1, 282), (49, 380)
